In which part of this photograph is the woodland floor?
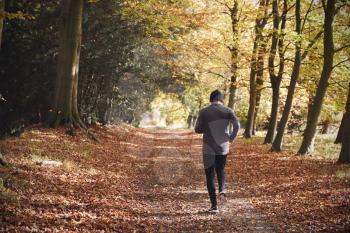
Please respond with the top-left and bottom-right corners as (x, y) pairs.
(0, 125), (350, 232)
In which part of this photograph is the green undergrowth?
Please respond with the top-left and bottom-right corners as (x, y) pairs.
(239, 132), (341, 160)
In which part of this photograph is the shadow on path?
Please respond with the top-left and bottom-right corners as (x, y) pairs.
(129, 128), (279, 232)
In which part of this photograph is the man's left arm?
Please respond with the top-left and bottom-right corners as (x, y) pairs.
(229, 111), (240, 142)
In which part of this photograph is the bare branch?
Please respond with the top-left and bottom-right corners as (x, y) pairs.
(332, 58), (350, 70)
(301, 30), (324, 60)
(214, 0), (233, 11)
(334, 44), (350, 54)
(301, 0), (315, 33)
(329, 79), (349, 89)
(206, 71), (227, 79)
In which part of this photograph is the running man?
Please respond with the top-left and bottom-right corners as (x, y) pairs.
(195, 90), (240, 213)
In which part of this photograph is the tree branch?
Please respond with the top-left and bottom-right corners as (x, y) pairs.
(215, 0), (233, 11)
(334, 44), (350, 53)
(301, 30), (324, 60)
(301, 0), (314, 33)
(332, 58), (350, 70)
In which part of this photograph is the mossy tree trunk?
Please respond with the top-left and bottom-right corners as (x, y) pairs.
(48, 0), (84, 128)
(298, 0), (335, 155)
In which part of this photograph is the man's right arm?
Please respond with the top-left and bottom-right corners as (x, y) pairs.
(194, 111), (204, 134)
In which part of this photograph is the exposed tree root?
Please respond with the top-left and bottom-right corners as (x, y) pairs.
(49, 113), (99, 142)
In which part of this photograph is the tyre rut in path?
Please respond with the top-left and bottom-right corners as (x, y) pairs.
(127, 128), (279, 232)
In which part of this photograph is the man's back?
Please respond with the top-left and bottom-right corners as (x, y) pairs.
(194, 90), (240, 212)
(195, 103), (240, 155)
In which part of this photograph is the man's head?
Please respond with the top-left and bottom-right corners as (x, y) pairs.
(210, 90), (224, 103)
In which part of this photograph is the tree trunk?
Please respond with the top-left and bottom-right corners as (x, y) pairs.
(192, 115), (197, 128)
(244, 0), (270, 138)
(264, 0), (287, 144)
(0, 1), (4, 162)
(227, 76), (237, 110)
(321, 120), (330, 134)
(253, 81), (261, 135)
(227, 0), (239, 110)
(48, 0), (84, 128)
(0, 0), (4, 49)
(252, 40), (267, 135)
(0, 0), (3, 168)
(244, 41), (258, 138)
(98, 75), (114, 125)
(253, 53), (264, 135)
(338, 82), (350, 163)
(187, 115), (193, 129)
(271, 0), (301, 152)
(298, 0), (335, 155)
(335, 114), (345, 144)
(265, 79), (281, 143)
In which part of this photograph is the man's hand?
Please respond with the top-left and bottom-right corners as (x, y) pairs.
(229, 112), (240, 142)
(229, 135), (234, 143)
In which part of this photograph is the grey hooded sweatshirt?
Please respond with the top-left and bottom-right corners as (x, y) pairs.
(195, 103), (240, 158)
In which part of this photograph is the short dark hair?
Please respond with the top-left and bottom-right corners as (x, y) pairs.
(210, 90), (224, 102)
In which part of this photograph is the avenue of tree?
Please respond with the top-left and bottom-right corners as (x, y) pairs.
(0, 0), (349, 163)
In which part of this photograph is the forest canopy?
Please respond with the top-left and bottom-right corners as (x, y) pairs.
(0, 0), (349, 161)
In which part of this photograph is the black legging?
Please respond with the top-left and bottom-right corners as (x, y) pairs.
(204, 154), (227, 207)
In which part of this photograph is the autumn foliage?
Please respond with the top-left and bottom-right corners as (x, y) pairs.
(1, 126), (349, 232)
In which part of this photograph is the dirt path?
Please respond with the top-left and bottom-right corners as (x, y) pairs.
(1, 126), (349, 232)
(127, 128), (278, 232)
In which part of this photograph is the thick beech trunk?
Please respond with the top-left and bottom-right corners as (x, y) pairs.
(298, 0), (335, 155)
(264, 0), (287, 144)
(244, 0), (269, 138)
(227, 1), (239, 110)
(48, 0), (84, 128)
(338, 82), (350, 163)
(272, 0), (301, 152)
(0, 0), (4, 49)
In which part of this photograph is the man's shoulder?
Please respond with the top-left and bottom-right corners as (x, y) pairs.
(219, 104), (233, 112)
(200, 104), (233, 119)
(199, 105), (211, 114)
(213, 104), (234, 115)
